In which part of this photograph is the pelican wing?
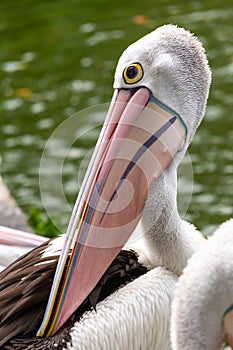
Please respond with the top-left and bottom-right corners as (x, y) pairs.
(0, 239), (57, 345)
(0, 239), (147, 347)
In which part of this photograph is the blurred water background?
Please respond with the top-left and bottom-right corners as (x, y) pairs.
(0, 0), (232, 236)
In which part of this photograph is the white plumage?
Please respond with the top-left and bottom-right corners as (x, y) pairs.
(0, 245), (29, 272)
(171, 219), (233, 350)
(68, 268), (176, 350)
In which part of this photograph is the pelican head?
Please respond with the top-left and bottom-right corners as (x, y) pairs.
(37, 24), (211, 336)
(114, 24), (211, 152)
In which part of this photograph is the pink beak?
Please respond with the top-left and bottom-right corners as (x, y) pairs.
(0, 225), (47, 247)
(37, 87), (186, 336)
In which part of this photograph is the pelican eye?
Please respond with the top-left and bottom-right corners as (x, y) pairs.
(123, 63), (143, 84)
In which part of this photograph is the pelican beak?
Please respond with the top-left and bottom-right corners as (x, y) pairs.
(37, 87), (186, 336)
(0, 225), (47, 247)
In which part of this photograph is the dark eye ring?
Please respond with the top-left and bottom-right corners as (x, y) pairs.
(123, 63), (143, 84)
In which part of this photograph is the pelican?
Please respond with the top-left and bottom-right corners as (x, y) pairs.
(171, 219), (233, 350)
(0, 175), (42, 270)
(0, 225), (47, 270)
(0, 175), (31, 232)
(0, 24), (211, 349)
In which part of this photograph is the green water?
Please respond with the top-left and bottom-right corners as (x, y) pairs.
(0, 0), (232, 235)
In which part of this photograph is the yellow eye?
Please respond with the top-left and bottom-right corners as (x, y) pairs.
(123, 63), (143, 84)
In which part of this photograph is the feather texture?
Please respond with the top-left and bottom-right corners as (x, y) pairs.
(0, 239), (147, 348)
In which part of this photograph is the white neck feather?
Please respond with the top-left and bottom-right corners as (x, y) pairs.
(140, 162), (203, 276)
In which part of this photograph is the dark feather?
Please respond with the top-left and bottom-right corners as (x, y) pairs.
(0, 238), (147, 349)
(0, 239), (58, 345)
